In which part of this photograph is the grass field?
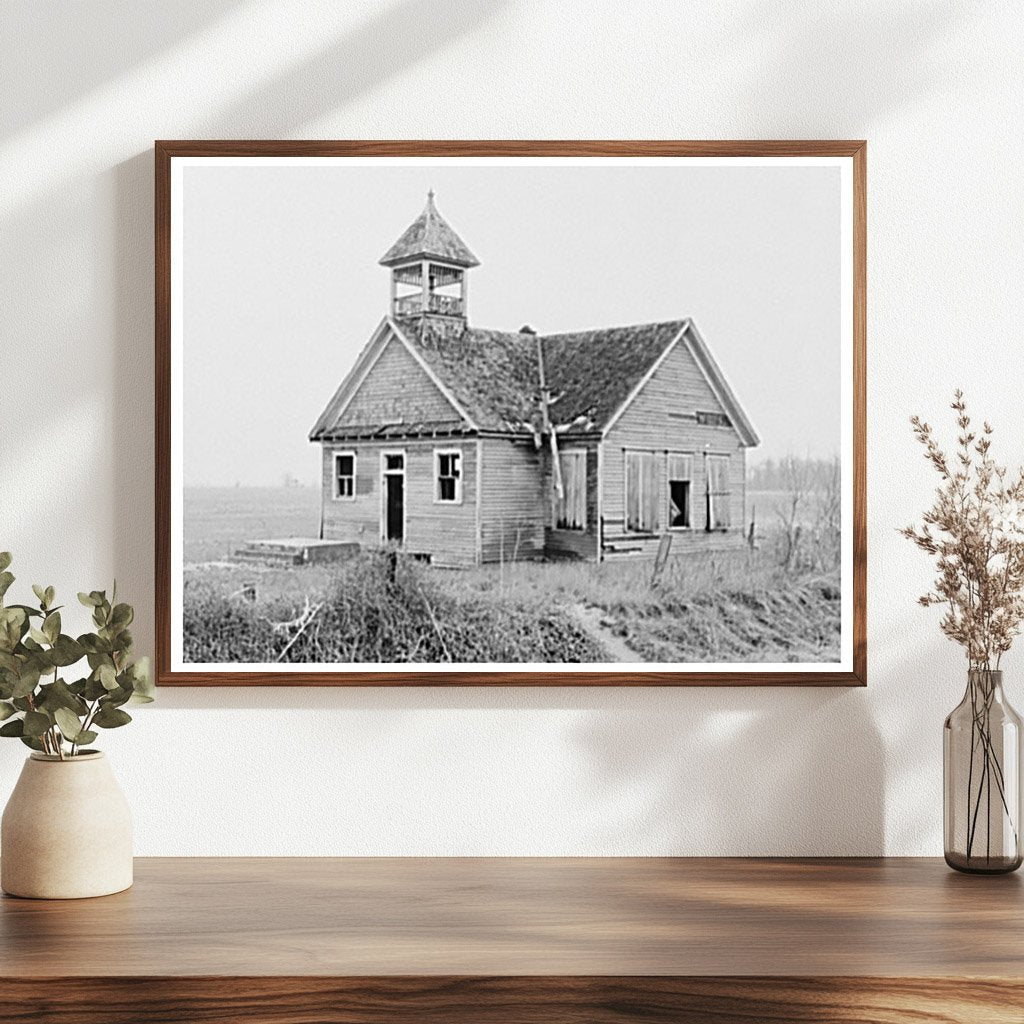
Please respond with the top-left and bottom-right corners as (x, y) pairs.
(182, 487), (841, 665)
(184, 486), (319, 563)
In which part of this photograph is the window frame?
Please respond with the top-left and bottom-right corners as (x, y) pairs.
(434, 446), (464, 505)
(666, 452), (694, 531)
(332, 450), (357, 501)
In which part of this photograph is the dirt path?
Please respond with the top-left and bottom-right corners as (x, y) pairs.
(569, 602), (637, 663)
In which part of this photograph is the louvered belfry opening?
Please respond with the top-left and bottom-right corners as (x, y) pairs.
(380, 191), (479, 323)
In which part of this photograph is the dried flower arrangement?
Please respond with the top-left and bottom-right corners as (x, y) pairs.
(902, 390), (1024, 668)
(903, 390), (1024, 869)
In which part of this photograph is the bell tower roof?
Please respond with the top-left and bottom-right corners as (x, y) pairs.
(379, 191), (480, 268)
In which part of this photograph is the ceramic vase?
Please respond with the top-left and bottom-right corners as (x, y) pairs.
(1, 751), (133, 898)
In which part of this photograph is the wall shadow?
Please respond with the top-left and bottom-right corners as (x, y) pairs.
(0, 1), (243, 138)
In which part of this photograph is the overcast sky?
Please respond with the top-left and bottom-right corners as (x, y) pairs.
(182, 161), (842, 487)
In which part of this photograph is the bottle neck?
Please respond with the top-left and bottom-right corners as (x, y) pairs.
(968, 669), (1005, 702)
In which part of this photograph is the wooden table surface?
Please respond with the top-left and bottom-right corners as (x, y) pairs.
(2, 857), (1022, 1023)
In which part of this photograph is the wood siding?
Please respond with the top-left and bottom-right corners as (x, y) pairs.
(601, 342), (749, 558)
(321, 440), (478, 567)
(479, 438), (546, 563)
(335, 335), (460, 428)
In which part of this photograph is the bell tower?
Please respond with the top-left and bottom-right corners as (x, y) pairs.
(379, 191), (479, 322)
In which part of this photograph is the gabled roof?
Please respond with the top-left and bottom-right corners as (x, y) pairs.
(543, 321), (691, 432)
(379, 192), (480, 268)
(397, 319), (696, 435)
(312, 317), (759, 447)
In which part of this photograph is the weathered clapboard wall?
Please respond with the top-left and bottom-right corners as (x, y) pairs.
(601, 340), (747, 559)
(320, 440), (478, 567)
(334, 335), (459, 428)
(478, 437), (545, 563)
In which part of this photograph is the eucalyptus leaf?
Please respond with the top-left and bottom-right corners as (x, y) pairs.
(28, 627), (49, 646)
(110, 603), (133, 629)
(0, 719), (24, 738)
(82, 636), (112, 656)
(0, 553), (11, 573)
(11, 665), (41, 699)
(74, 730), (97, 746)
(78, 592), (100, 608)
(93, 705), (131, 729)
(50, 635), (85, 668)
(37, 679), (88, 717)
(44, 586), (55, 608)
(98, 663), (118, 690)
(8, 604), (43, 619)
(54, 707), (85, 741)
(42, 611), (60, 644)
(0, 607), (26, 651)
(19, 735), (45, 752)
(0, 572), (14, 601)
(0, 701), (16, 721)
(22, 711), (50, 738)
(83, 675), (108, 701)
(31, 584), (46, 606)
(104, 685), (132, 709)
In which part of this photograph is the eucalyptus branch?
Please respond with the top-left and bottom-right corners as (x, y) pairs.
(0, 557), (154, 757)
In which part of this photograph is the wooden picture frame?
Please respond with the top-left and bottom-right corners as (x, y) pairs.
(156, 140), (866, 686)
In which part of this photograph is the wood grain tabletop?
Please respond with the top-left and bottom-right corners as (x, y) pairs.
(2, 857), (1022, 1022)
(0, 856), (1020, 976)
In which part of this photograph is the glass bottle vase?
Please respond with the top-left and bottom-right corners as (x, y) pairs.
(944, 669), (1023, 873)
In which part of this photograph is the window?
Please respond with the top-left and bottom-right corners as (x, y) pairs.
(555, 449), (587, 530)
(333, 451), (356, 500)
(667, 453), (693, 529)
(625, 450), (659, 533)
(706, 454), (731, 530)
(435, 448), (462, 503)
(696, 410), (732, 428)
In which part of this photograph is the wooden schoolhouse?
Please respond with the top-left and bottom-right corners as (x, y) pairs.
(309, 193), (759, 567)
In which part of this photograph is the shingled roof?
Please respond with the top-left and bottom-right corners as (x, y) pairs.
(390, 317), (758, 446)
(400, 319), (692, 434)
(311, 316), (758, 445)
(379, 192), (480, 268)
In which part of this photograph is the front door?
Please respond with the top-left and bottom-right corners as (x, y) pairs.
(382, 452), (405, 544)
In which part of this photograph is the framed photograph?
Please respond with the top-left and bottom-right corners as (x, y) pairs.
(156, 141), (865, 686)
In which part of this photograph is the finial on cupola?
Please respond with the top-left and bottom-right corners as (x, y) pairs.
(379, 192), (479, 321)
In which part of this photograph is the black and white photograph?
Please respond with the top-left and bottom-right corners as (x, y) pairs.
(163, 149), (859, 681)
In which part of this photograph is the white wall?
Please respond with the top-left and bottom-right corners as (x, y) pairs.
(2, 0), (1022, 856)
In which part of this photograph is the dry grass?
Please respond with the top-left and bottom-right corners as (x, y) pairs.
(183, 541), (840, 665)
(183, 552), (604, 664)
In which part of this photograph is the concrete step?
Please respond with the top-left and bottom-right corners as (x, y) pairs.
(232, 547), (305, 567)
